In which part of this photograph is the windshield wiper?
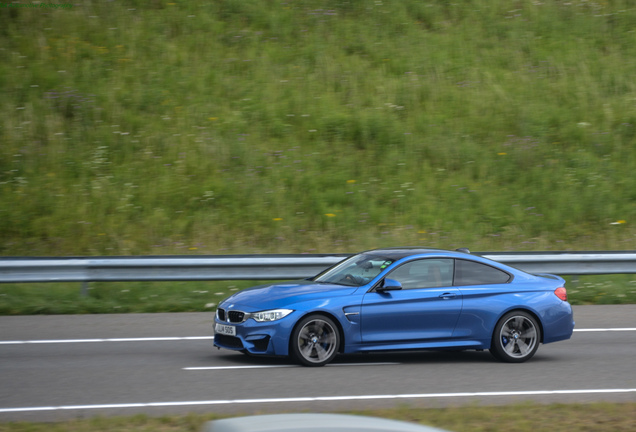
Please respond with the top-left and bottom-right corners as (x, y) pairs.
(312, 279), (356, 287)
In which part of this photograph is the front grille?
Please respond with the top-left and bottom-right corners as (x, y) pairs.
(214, 334), (244, 349)
(217, 308), (226, 321)
(217, 308), (247, 323)
(228, 311), (245, 323)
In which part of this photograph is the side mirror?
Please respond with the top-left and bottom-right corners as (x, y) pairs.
(377, 278), (402, 292)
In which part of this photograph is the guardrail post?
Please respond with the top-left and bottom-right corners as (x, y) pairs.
(81, 281), (90, 297)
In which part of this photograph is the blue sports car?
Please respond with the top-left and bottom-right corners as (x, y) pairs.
(214, 248), (574, 366)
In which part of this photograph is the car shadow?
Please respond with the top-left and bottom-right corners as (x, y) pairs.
(336, 350), (496, 365)
(209, 349), (502, 367)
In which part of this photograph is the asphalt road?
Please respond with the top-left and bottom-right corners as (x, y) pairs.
(1, 305), (635, 422)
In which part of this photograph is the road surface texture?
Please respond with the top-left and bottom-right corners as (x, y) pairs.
(1, 305), (634, 421)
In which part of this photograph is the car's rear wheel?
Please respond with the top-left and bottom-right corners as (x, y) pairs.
(490, 311), (540, 363)
(290, 314), (339, 367)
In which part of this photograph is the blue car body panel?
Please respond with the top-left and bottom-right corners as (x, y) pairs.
(213, 248), (575, 360)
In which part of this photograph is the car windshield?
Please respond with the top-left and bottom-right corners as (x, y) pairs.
(312, 253), (394, 286)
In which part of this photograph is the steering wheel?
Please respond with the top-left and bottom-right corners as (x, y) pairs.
(342, 273), (360, 285)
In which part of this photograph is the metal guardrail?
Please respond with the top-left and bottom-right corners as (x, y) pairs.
(0, 255), (349, 283)
(1, 251), (635, 284)
(477, 251), (636, 275)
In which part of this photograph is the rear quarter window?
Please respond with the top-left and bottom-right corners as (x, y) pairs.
(454, 259), (511, 285)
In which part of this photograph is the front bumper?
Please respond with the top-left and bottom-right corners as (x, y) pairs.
(213, 313), (298, 356)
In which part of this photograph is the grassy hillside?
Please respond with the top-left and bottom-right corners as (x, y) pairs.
(2, 0), (636, 256)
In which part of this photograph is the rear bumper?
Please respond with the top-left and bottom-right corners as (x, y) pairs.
(543, 302), (575, 344)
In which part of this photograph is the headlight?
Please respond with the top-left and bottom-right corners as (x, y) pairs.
(250, 309), (293, 322)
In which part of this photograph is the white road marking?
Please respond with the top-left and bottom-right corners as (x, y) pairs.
(1, 388), (634, 413)
(1, 328), (634, 344)
(185, 365), (297, 370)
(0, 336), (215, 344)
(183, 362), (400, 370)
(0, 327), (636, 345)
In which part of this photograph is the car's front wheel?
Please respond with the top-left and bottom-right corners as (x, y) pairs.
(490, 311), (541, 363)
(290, 314), (340, 367)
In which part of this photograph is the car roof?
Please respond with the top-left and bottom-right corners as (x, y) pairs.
(360, 247), (470, 261)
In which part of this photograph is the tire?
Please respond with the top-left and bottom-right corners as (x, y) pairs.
(290, 314), (340, 367)
(490, 311), (541, 363)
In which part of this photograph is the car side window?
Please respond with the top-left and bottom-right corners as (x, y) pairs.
(454, 259), (511, 285)
(386, 259), (454, 289)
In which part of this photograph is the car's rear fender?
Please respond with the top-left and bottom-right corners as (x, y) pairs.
(453, 289), (554, 343)
(492, 307), (545, 344)
(488, 300), (573, 346)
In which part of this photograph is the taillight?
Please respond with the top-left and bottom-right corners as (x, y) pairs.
(554, 287), (568, 301)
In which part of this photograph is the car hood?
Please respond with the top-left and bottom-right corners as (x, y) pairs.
(221, 280), (358, 309)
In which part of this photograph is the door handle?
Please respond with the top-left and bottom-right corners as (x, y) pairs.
(438, 293), (457, 299)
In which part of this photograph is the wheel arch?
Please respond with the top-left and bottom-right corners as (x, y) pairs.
(493, 307), (545, 344)
(289, 311), (346, 354)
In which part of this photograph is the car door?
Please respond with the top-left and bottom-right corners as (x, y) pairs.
(360, 258), (462, 345)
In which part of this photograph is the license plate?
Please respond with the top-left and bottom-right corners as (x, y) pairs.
(215, 323), (236, 336)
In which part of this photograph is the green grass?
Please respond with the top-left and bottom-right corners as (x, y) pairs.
(1, 274), (634, 315)
(0, 279), (256, 314)
(1, 1), (636, 257)
(1, 402), (635, 431)
(564, 274), (636, 305)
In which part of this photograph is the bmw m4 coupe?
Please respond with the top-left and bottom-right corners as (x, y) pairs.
(214, 248), (574, 366)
